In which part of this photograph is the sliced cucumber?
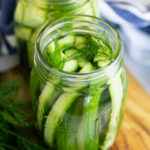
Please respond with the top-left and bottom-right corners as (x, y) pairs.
(30, 0), (48, 7)
(94, 55), (108, 62)
(14, 2), (24, 23)
(44, 93), (78, 146)
(79, 62), (93, 73)
(15, 26), (32, 41)
(46, 42), (55, 54)
(90, 0), (99, 17)
(59, 34), (76, 50)
(75, 36), (86, 49)
(103, 75), (123, 149)
(37, 82), (55, 131)
(46, 34), (75, 54)
(56, 98), (82, 150)
(15, 2), (47, 28)
(44, 60), (94, 147)
(77, 85), (104, 150)
(27, 28), (42, 66)
(63, 59), (78, 72)
(78, 58), (88, 68)
(64, 49), (78, 57)
(98, 61), (110, 68)
(79, 1), (94, 16)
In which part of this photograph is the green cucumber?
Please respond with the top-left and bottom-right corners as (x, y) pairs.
(75, 36), (86, 49)
(44, 61), (94, 147)
(14, 26), (32, 41)
(94, 55), (108, 62)
(37, 82), (55, 131)
(77, 85), (104, 150)
(90, 0), (99, 17)
(79, 62), (93, 73)
(44, 93), (78, 146)
(57, 99), (82, 150)
(59, 34), (76, 50)
(46, 42), (56, 54)
(103, 75), (123, 149)
(63, 59), (78, 72)
(79, 1), (93, 16)
(46, 34), (76, 54)
(98, 61), (110, 68)
(27, 28), (42, 66)
(14, 2), (24, 23)
(64, 49), (78, 57)
(15, 2), (47, 28)
(78, 58), (88, 68)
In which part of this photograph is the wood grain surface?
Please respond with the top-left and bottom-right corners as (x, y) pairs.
(1, 67), (150, 150)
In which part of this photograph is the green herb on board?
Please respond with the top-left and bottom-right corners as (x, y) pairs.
(0, 78), (47, 150)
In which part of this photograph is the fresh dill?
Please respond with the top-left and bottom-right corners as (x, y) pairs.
(0, 78), (47, 150)
(44, 32), (114, 71)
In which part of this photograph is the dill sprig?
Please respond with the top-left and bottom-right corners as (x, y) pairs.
(0, 78), (47, 150)
(44, 32), (114, 71)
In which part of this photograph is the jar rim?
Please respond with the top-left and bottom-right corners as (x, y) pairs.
(35, 15), (123, 83)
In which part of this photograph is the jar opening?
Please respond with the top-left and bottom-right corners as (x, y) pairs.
(35, 15), (123, 84)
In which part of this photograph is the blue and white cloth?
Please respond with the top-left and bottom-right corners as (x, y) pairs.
(98, 0), (150, 94)
(0, 0), (19, 73)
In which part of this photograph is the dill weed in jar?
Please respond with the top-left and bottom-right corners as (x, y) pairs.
(14, 0), (99, 70)
(30, 15), (127, 150)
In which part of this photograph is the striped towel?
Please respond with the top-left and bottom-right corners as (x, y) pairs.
(0, 0), (19, 73)
(98, 0), (150, 94)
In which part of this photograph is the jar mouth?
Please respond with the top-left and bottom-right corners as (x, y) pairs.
(35, 15), (123, 83)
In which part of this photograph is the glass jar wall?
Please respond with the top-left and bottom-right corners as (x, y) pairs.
(14, 0), (98, 69)
(30, 15), (127, 150)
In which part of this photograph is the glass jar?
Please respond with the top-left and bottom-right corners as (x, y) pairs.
(30, 15), (127, 150)
(14, 0), (99, 69)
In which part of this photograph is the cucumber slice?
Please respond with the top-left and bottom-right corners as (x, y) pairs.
(44, 93), (78, 146)
(44, 61), (94, 147)
(27, 28), (42, 66)
(46, 42), (55, 54)
(64, 49), (78, 57)
(56, 98), (82, 150)
(78, 58), (88, 68)
(90, 0), (99, 17)
(37, 82), (55, 131)
(98, 61), (110, 68)
(79, 1), (93, 16)
(103, 75), (123, 149)
(59, 34), (76, 50)
(94, 55), (108, 62)
(79, 62), (93, 73)
(75, 36), (86, 49)
(14, 26), (32, 41)
(77, 85), (104, 150)
(63, 60), (78, 72)
(14, 2), (24, 23)
(46, 34), (75, 54)
(15, 2), (47, 28)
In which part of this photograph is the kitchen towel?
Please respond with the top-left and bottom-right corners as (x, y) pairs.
(98, 0), (150, 94)
(0, 0), (19, 73)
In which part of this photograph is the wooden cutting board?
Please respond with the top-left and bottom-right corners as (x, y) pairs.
(1, 67), (150, 150)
